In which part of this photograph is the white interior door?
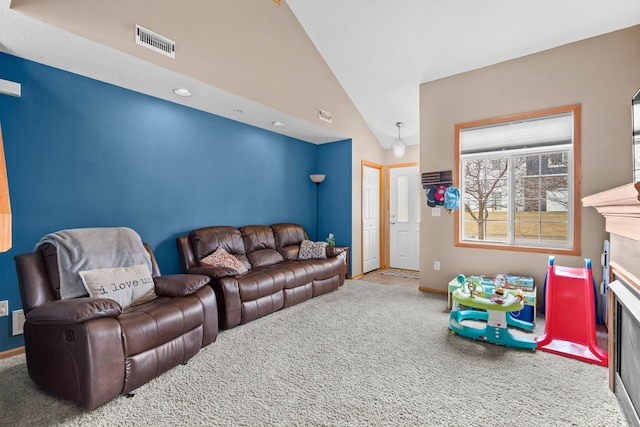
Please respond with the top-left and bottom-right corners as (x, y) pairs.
(363, 165), (381, 273)
(389, 165), (420, 270)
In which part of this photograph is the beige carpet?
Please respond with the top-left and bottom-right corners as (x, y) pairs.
(0, 280), (626, 426)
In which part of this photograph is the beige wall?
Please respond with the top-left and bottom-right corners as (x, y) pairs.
(419, 25), (640, 300)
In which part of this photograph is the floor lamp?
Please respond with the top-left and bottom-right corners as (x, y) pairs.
(309, 174), (326, 240)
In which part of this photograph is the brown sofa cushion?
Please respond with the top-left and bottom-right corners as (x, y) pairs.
(240, 225), (277, 252)
(277, 245), (299, 261)
(271, 223), (308, 261)
(240, 225), (284, 267)
(271, 223), (308, 248)
(118, 295), (205, 357)
(247, 248), (284, 267)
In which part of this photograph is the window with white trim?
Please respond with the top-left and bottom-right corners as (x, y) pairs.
(455, 105), (580, 254)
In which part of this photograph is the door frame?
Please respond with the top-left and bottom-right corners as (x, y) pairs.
(386, 162), (419, 269)
(361, 160), (384, 275)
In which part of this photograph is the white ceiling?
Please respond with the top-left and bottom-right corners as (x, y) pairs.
(2, 0), (640, 149)
(288, 0), (640, 147)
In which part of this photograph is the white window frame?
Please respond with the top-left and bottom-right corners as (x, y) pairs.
(454, 105), (581, 255)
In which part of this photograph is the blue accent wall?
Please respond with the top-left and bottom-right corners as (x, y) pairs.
(317, 139), (353, 275)
(0, 52), (352, 352)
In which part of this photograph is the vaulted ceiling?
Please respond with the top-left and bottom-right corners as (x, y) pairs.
(2, 0), (640, 149)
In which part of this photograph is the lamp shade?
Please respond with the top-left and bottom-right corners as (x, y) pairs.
(392, 142), (406, 158)
(392, 121), (407, 158)
(309, 174), (326, 183)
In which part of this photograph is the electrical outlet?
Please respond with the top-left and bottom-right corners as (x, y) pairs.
(12, 309), (25, 336)
(434, 261), (440, 270)
(0, 300), (7, 317)
(432, 208), (441, 217)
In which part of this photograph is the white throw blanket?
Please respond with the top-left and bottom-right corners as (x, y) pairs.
(36, 227), (153, 299)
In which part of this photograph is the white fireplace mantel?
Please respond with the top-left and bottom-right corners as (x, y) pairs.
(583, 181), (640, 241)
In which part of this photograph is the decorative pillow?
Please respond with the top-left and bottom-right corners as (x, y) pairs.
(200, 247), (248, 274)
(298, 240), (328, 260)
(78, 264), (157, 309)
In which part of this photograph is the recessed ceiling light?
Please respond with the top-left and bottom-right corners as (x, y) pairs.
(272, 121), (285, 127)
(173, 88), (192, 97)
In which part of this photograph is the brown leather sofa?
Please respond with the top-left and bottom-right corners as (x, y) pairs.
(176, 223), (346, 329)
(14, 242), (218, 410)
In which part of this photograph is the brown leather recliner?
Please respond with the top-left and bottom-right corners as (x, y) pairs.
(176, 223), (346, 330)
(14, 241), (218, 410)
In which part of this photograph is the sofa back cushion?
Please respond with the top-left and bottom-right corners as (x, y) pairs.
(271, 223), (308, 247)
(240, 225), (284, 268)
(271, 223), (308, 261)
(189, 226), (251, 270)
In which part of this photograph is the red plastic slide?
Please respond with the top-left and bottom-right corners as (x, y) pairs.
(535, 256), (608, 367)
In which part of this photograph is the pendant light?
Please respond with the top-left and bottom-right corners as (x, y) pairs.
(392, 122), (407, 158)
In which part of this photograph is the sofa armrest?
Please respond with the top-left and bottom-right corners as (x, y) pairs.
(187, 266), (240, 280)
(26, 298), (122, 325)
(176, 235), (198, 273)
(153, 274), (210, 297)
(326, 246), (345, 258)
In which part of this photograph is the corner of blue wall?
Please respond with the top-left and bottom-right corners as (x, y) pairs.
(317, 139), (352, 276)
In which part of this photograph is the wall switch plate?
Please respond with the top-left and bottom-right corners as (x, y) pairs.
(0, 300), (7, 317)
(434, 261), (441, 270)
(432, 208), (441, 216)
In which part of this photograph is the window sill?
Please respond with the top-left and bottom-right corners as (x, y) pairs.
(455, 240), (579, 256)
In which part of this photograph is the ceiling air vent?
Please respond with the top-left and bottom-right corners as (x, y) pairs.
(318, 108), (333, 123)
(135, 25), (175, 58)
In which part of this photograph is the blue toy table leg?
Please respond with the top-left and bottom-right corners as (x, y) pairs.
(456, 308), (534, 331)
(456, 308), (488, 322)
(449, 309), (536, 349)
(507, 313), (535, 331)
